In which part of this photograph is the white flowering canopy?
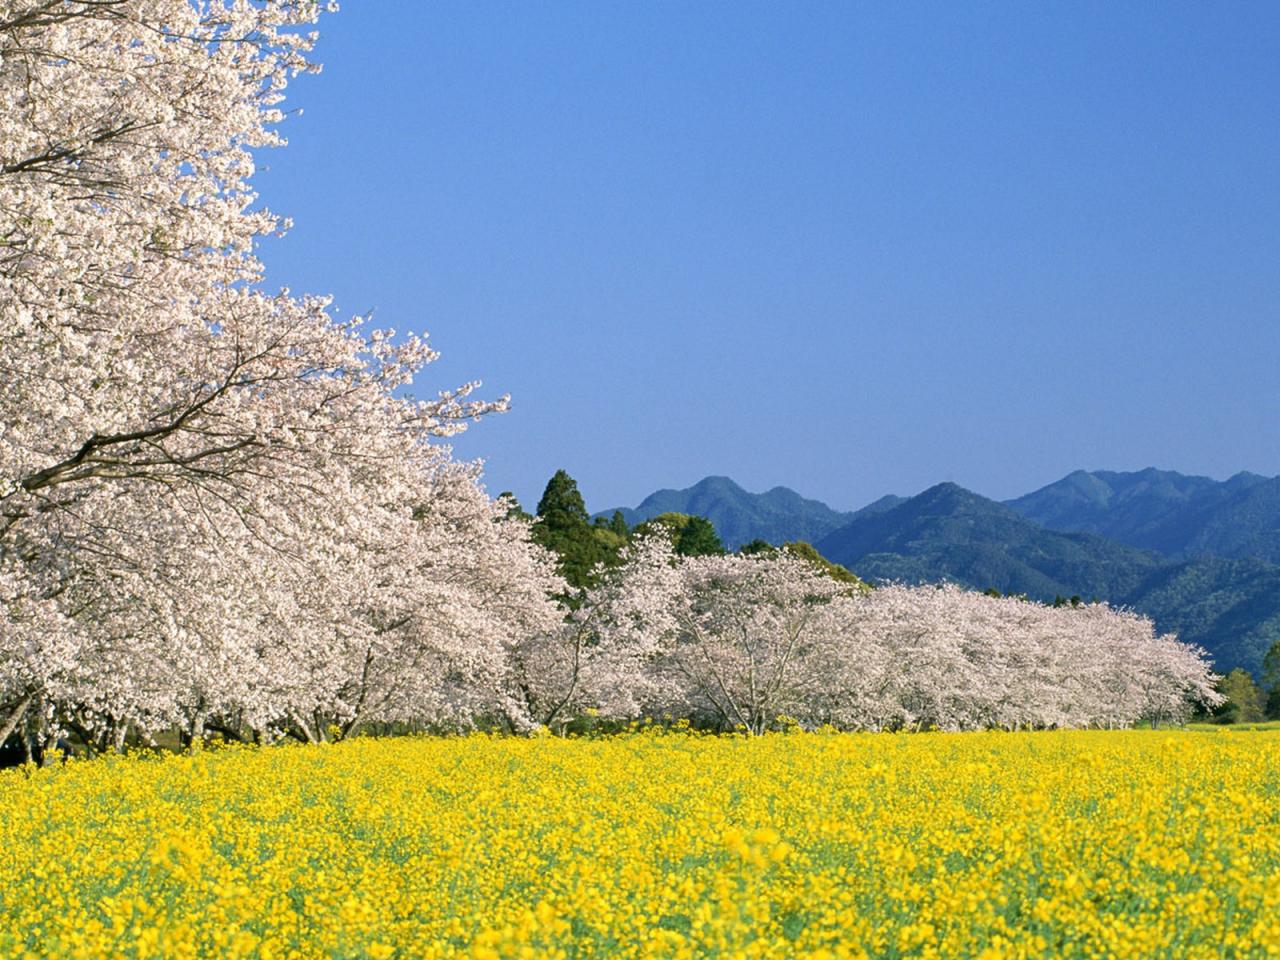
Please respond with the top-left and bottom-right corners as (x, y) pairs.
(528, 540), (1221, 734)
(0, 1), (564, 750)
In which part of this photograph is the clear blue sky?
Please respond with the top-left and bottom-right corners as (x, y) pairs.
(258, 2), (1280, 513)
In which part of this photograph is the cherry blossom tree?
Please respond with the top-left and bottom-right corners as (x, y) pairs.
(639, 548), (861, 735)
(511, 533), (681, 731)
(258, 465), (566, 744)
(842, 585), (1219, 732)
(0, 1), (568, 756)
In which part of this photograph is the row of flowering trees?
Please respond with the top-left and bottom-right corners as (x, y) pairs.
(0, 2), (1218, 757)
(515, 538), (1221, 735)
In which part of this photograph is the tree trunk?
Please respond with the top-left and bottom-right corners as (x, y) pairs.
(288, 712), (319, 744)
(0, 694), (33, 746)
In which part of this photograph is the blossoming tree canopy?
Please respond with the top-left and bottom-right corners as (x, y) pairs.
(0, 1), (564, 752)
(3, 0), (498, 511)
(534, 538), (1221, 734)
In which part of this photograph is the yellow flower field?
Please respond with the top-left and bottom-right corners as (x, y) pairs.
(1, 729), (1278, 960)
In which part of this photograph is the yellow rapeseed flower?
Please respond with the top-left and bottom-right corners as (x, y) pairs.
(0, 730), (1276, 958)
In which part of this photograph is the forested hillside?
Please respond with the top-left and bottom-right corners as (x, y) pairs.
(1007, 468), (1280, 561)
(814, 483), (1163, 600)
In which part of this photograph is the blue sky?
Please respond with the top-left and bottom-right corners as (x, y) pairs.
(258, 2), (1280, 513)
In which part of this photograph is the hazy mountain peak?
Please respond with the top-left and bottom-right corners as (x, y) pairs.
(597, 476), (855, 549)
(1225, 470), (1267, 489)
(912, 482), (1009, 514)
(1006, 468), (1280, 562)
(689, 475), (743, 491)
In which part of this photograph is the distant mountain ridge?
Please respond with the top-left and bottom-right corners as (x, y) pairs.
(596, 476), (855, 550)
(1006, 467), (1280, 561)
(605, 469), (1280, 675)
(814, 482), (1163, 601)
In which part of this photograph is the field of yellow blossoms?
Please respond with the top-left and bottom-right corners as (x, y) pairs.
(1, 729), (1278, 959)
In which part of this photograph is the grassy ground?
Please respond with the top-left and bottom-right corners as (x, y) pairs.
(1185, 719), (1280, 732)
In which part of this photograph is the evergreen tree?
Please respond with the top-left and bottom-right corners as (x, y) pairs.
(1263, 639), (1280, 719)
(675, 516), (725, 557)
(608, 511), (629, 537)
(530, 470), (622, 594)
(536, 470), (589, 527)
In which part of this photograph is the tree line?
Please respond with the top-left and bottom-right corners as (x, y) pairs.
(507, 472), (1221, 735)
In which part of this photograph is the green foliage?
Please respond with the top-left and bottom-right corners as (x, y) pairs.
(632, 512), (685, 541)
(675, 516), (725, 557)
(1264, 640), (1280, 720)
(607, 511), (629, 537)
(632, 514), (686, 545)
(530, 470), (622, 594)
(536, 470), (589, 526)
(1213, 668), (1267, 725)
(633, 513), (726, 556)
(734, 538), (865, 587)
(1263, 639), (1280, 692)
(781, 541), (865, 588)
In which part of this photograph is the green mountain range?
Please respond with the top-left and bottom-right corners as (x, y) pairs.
(597, 476), (856, 550)
(1006, 468), (1280, 561)
(603, 470), (1280, 675)
(815, 483), (1163, 600)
